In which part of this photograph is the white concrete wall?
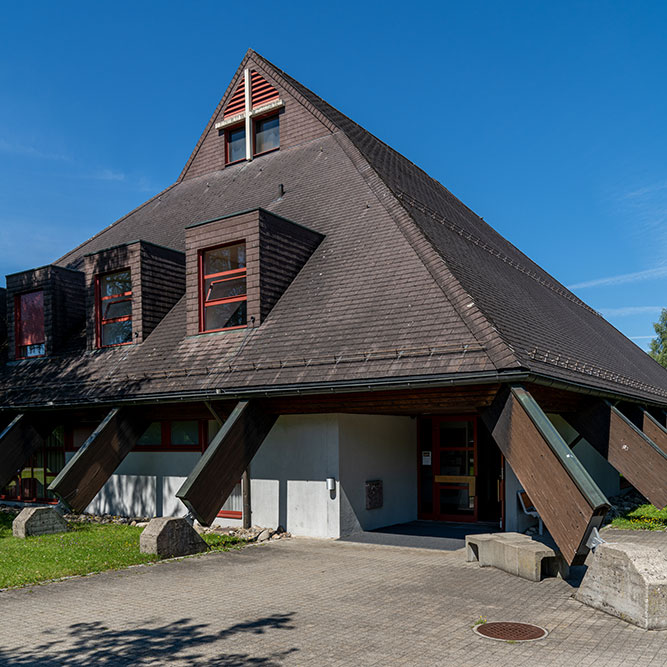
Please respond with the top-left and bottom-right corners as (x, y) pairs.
(79, 451), (200, 518)
(338, 414), (417, 535)
(240, 414), (340, 538)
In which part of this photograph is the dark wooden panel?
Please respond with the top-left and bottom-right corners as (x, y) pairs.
(49, 407), (149, 512)
(177, 401), (277, 525)
(265, 384), (501, 416)
(482, 386), (609, 565)
(570, 402), (667, 510)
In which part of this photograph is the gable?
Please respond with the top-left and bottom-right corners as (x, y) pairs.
(181, 56), (332, 181)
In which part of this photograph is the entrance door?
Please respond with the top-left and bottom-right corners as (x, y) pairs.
(418, 417), (478, 522)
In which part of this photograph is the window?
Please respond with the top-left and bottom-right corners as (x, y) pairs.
(135, 420), (207, 452)
(97, 270), (132, 347)
(224, 115), (280, 164)
(15, 290), (46, 358)
(200, 242), (247, 332)
(254, 115), (279, 155)
(226, 125), (246, 163)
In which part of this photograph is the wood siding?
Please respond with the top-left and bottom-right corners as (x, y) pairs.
(570, 402), (667, 510)
(177, 401), (277, 525)
(0, 414), (55, 489)
(482, 386), (609, 565)
(48, 407), (150, 512)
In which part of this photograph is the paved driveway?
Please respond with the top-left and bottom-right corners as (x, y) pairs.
(0, 534), (665, 666)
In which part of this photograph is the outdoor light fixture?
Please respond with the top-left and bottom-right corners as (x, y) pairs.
(326, 477), (336, 491)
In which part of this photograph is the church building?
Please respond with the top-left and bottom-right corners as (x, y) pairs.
(2, 50), (667, 565)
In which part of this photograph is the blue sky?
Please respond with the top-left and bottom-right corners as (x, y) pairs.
(1, 1), (666, 350)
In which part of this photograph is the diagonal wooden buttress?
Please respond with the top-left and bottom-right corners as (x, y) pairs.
(482, 386), (610, 565)
(568, 402), (667, 510)
(177, 401), (277, 526)
(49, 407), (150, 513)
(0, 414), (58, 490)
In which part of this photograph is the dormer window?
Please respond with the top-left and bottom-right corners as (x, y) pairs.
(200, 243), (247, 332)
(16, 291), (45, 358)
(97, 269), (133, 347)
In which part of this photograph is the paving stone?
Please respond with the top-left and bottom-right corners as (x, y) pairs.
(0, 533), (666, 665)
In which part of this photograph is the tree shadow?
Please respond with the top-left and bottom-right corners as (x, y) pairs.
(0, 613), (298, 666)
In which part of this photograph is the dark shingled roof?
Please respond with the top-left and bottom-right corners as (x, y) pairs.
(2, 49), (666, 408)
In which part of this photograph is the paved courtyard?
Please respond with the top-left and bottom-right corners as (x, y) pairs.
(0, 531), (666, 666)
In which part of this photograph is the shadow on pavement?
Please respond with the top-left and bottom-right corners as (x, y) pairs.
(0, 612), (298, 666)
(339, 520), (499, 551)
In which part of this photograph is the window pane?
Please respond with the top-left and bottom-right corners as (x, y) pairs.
(18, 291), (45, 346)
(220, 481), (243, 512)
(205, 276), (246, 302)
(103, 299), (132, 320)
(439, 421), (470, 448)
(101, 270), (131, 297)
(228, 126), (246, 162)
(101, 319), (132, 346)
(205, 300), (246, 331)
(137, 422), (162, 446)
(171, 421), (199, 446)
(255, 115), (279, 154)
(203, 244), (246, 275)
(20, 343), (45, 358)
(440, 485), (474, 514)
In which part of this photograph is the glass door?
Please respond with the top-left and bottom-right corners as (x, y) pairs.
(432, 418), (477, 521)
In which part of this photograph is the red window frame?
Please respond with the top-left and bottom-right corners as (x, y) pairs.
(134, 420), (208, 453)
(252, 113), (280, 157)
(199, 243), (247, 333)
(225, 123), (246, 164)
(15, 290), (46, 359)
(96, 269), (133, 348)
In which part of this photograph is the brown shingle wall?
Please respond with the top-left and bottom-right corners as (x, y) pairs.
(139, 243), (186, 339)
(0, 287), (6, 364)
(5, 266), (84, 360)
(258, 211), (324, 322)
(185, 211), (261, 337)
(183, 60), (331, 181)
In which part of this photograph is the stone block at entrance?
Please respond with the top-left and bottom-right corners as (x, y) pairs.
(575, 542), (667, 629)
(466, 532), (569, 582)
(140, 517), (208, 558)
(13, 507), (68, 538)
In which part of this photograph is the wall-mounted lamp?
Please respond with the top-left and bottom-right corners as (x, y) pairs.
(326, 477), (336, 492)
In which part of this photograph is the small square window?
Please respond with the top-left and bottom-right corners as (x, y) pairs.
(200, 243), (247, 333)
(254, 115), (279, 155)
(97, 269), (133, 347)
(226, 126), (246, 163)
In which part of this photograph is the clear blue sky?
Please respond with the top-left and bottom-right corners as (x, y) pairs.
(1, 1), (666, 350)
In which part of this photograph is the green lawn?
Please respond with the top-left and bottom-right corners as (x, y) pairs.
(609, 503), (667, 531)
(0, 513), (244, 589)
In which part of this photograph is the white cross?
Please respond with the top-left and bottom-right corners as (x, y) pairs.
(214, 68), (284, 162)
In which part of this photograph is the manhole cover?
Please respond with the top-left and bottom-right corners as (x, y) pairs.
(473, 622), (548, 642)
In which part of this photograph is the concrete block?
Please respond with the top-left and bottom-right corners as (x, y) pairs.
(466, 532), (569, 582)
(12, 507), (68, 538)
(139, 517), (208, 558)
(576, 543), (667, 629)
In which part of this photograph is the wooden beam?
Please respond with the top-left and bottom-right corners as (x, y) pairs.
(482, 386), (609, 565)
(177, 401), (277, 526)
(0, 414), (55, 489)
(48, 407), (150, 512)
(569, 402), (667, 510)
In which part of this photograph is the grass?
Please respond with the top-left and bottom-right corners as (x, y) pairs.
(609, 503), (667, 531)
(0, 512), (245, 589)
